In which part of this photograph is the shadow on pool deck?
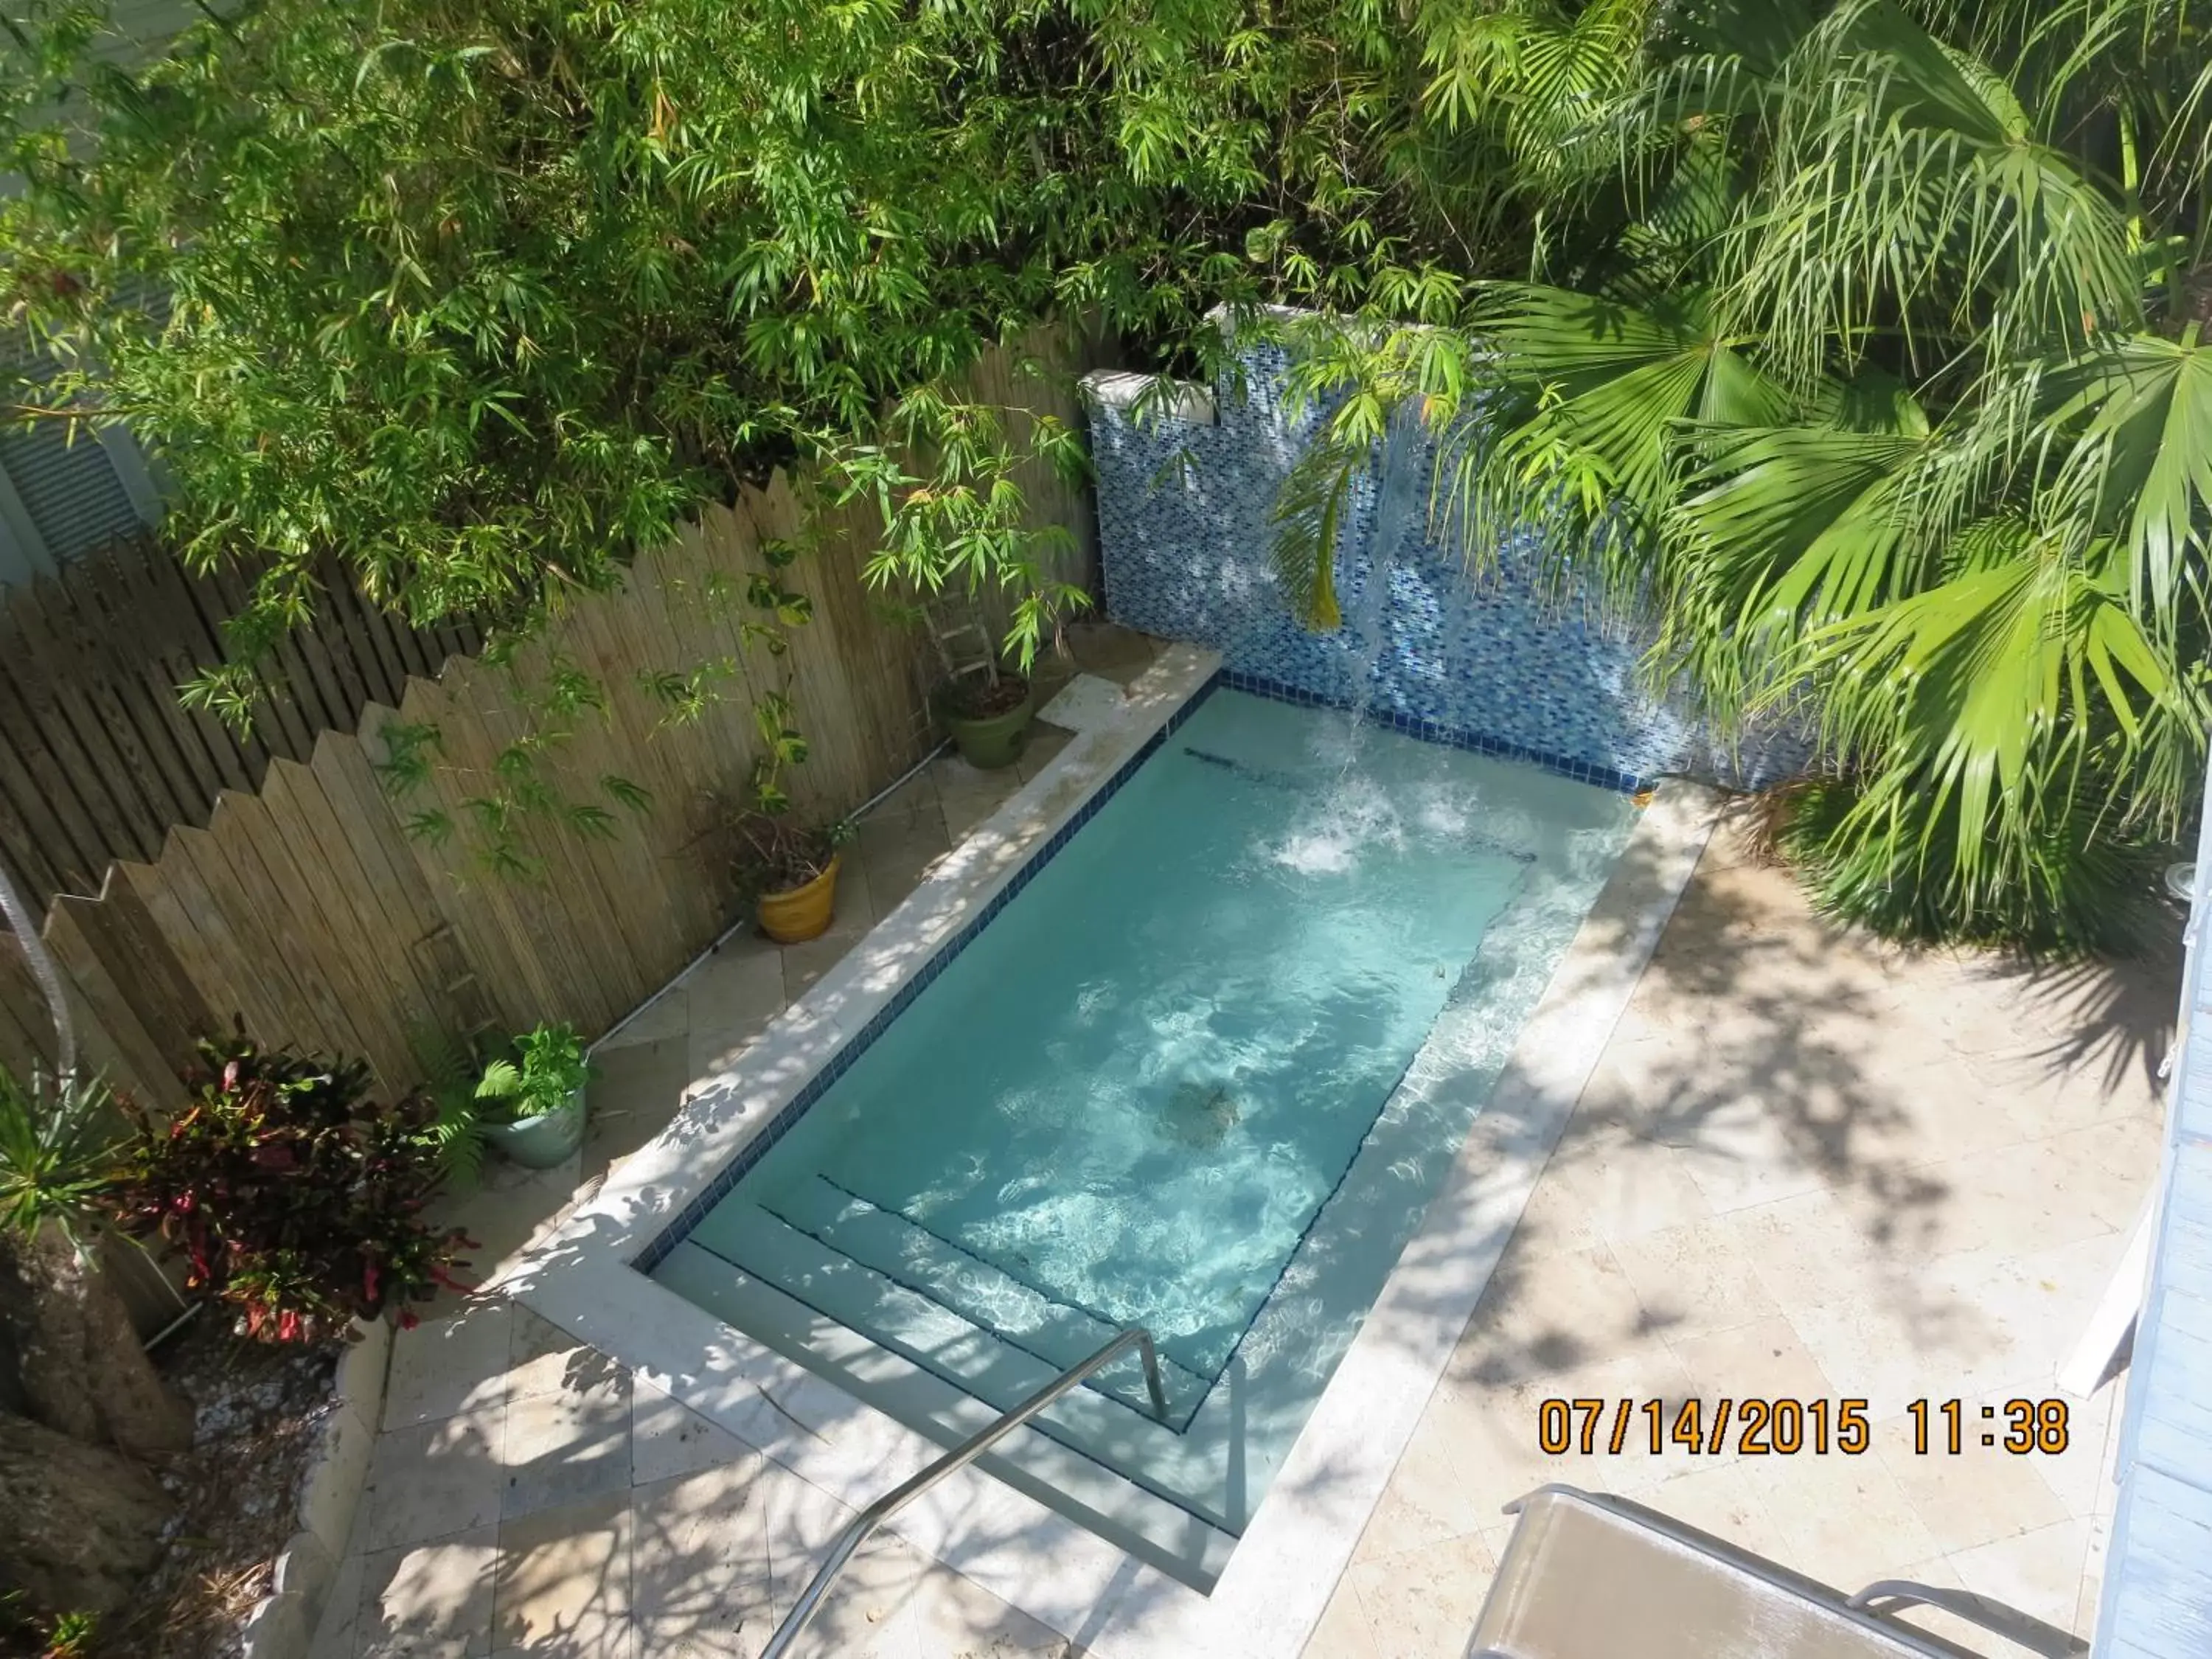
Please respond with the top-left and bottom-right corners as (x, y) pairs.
(1314, 814), (2173, 1659)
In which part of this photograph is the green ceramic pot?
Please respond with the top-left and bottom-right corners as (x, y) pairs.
(936, 678), (1037, 771)
(481, 1088), (587, 1169)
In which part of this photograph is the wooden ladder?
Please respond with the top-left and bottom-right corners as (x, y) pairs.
(925, 594), (998, 685)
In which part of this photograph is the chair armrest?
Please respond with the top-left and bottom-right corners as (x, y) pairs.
(1848, 1581), (2089, 1658)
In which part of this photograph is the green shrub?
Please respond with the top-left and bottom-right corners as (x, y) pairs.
(1774, 777), (2171, 956)
(108, 1034), (469, 1340)
(0, 1591), (96, 1658)
(475, 1023), (590, 1123)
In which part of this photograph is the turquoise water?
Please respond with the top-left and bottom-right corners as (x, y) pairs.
(661, 689), (1634, 1536)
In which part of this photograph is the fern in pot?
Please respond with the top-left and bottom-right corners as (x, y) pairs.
(474, 1023), (591, 1169)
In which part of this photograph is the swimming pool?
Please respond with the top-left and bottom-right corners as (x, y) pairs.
(643, 682), (1636, 1573)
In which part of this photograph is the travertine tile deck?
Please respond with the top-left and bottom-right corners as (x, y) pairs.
(316, 625), (2174, 1659)
(1315, 826), (2168, 1659)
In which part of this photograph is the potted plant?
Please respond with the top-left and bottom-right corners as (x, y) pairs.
(473, 1022), (591, 1169)
(734, 813), (852, 944)
(933, 663), (1037, 770)
(828, 391), (1080, 771)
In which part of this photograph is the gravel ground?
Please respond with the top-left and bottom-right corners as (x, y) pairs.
(95, 1317), (340, 1659)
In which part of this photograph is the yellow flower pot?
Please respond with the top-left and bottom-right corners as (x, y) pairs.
(757, 855), (841, 944)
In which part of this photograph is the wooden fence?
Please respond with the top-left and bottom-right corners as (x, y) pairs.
(0, 534), (482, 910)
(0, 327), (1102, 1106)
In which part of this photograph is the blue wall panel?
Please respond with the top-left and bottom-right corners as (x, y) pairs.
(2095, 780), (2212, 1659)
(1086, 347), (1798, 790)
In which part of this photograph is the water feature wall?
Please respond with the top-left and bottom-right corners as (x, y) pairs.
(1084, 344), (1790, 790)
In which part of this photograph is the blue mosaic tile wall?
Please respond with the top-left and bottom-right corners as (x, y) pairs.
(1088, 345), (1797, 788)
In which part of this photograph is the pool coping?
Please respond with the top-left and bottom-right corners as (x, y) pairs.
(506, 641), (1720, 1658)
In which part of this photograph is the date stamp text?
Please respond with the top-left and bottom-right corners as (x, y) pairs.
(1534, 1397), (2070, 1457)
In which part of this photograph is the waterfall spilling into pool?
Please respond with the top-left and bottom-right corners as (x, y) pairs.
(1335, 406), (1425, 732)
(1084, 341), (1807, 791)
(650, 681), (1637, 1582)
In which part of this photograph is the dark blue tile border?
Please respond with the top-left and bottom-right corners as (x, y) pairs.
(1218, 669), (1652, 796)
(633, 673), (1226, 1276)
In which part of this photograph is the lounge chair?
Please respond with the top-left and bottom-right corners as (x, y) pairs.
(1467, 1486), (2088, 1658)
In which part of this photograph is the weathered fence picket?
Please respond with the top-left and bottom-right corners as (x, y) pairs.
(0, 536), (481, 905)
(0, 324), (1103, 1106)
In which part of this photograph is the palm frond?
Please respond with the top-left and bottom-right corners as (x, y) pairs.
(1609, 129), (1739, 299)
(407, 1022), (486, 1186)
(1667, 0), (1819, 73)
(1437, 282), (1791, 603)
(1270, 437), (1363, 630)
(1265, 0), (2205, 947)
(0, 1068), (125, 1245)
(1712, 0), (2141, 380)
(1783, 521), (2183, 907)
(474, 1058), (522, 1102)
(1776, 771), (2166, 950)
(1419, 0), (1656, 194)
(2036, 332), (2212, 639)
(1663, 422), (1931, 717)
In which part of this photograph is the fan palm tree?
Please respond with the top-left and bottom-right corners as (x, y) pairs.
(1273, 0), (2212, 947)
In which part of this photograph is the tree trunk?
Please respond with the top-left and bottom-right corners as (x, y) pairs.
(2177, 260), (2212, 332)
(0, 852), (74, 1084)
(0, 1226), (193, 1456)
(0, 1406), (173, 1616)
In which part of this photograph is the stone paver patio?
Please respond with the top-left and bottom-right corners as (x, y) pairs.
(311, 625), (2174, 1659)
(1309, 825), (2167, 1658)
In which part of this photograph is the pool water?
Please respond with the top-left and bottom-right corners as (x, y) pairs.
(655, 688), (1634, 1555)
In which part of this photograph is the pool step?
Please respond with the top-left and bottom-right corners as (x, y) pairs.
(655, 1225), (1240, 1584)
(686, 1200), (1082, 1416)
(761, 1173), (1213, 1422)
(683, 1202), (1205, 1448)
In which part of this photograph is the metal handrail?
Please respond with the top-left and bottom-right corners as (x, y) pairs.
(759, 1326), (1169, 1658)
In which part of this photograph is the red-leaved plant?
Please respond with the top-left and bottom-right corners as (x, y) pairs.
(108, 1033), (472, 1340)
